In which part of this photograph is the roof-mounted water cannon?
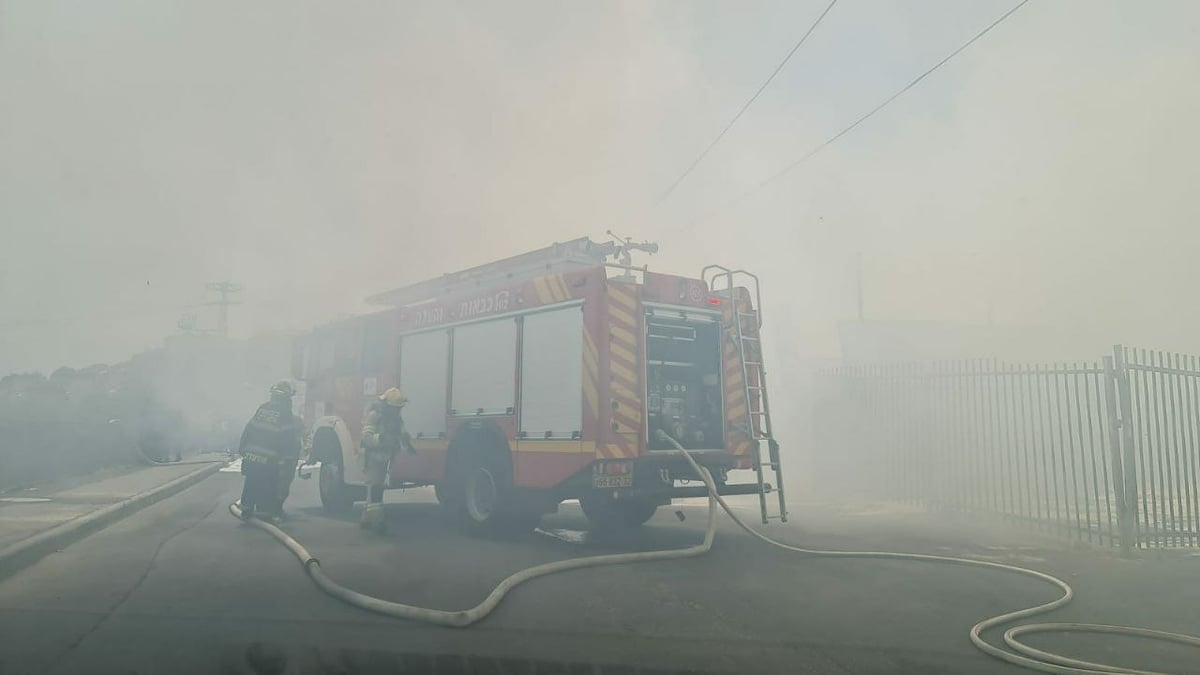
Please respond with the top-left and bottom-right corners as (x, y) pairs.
(605, 230), (659, 282)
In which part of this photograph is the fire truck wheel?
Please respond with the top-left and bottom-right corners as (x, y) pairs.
(463, 461), (500, 523)
(434, 482), (455, 509)
(454, 451), (536, 534)
(579, 493), (659, 529)
(319, 455), (363, 514)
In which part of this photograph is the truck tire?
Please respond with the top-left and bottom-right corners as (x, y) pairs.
(580, 493), (659, 529)
(452, 450), (537, 535)
(434, 481), (458, 513)
(318, 455), (365, 515)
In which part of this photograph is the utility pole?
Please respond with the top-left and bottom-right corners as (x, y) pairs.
(205, 282), (243, 337)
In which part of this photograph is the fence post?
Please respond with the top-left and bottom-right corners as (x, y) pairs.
(1105, 348), (1137, 555)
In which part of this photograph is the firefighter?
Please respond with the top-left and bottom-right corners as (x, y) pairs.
(360, 387), (415, 532)
(238, 381), (303, 522)
(270, 423), (310, 520)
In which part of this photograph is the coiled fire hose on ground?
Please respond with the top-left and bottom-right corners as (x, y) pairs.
(229, 431), (1200, 674)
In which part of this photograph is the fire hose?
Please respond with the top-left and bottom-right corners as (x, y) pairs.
(229, 431), (1200, 674)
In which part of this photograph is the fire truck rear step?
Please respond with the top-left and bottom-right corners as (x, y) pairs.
(625, 482), (773, 500)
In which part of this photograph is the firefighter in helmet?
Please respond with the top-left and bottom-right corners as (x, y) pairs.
(271, 420), (310, 520)
(237, 381), (303, 522)
(359, 386), (415, 532)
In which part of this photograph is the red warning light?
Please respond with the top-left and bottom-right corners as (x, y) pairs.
(707, 298), (722, 306)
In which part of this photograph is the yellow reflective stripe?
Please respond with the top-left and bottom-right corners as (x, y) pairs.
(552, 275), (571, 301)
(611, 381), (640, 405)
(515, 440), (593, 453)
(610, 306), (636, 325)
(583, 377), (600, 420)
(533, 277), (555, 304)
(583, 331), (599, 362)
(610, 341), (636, 364)
(609, 287), (636, 312)
(609, 324), (636, 346)
(610, 359), (637, 384)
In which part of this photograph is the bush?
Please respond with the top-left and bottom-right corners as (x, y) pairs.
(0, 368), (185, 490)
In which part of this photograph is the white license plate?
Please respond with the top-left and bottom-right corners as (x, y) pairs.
(592, 474), (633, 489)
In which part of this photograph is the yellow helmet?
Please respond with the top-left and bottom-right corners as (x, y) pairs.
(380, 387), (407, 408)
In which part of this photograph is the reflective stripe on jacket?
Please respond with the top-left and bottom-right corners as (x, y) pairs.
(239, 400), (303, 462)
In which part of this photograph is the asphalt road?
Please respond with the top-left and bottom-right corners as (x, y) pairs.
(1, 472), (1195, 675)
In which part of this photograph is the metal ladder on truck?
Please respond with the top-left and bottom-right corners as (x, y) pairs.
(703, 265), (789, 524)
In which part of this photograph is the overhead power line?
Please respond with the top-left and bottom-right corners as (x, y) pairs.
(655, 0), (840, 205)
(678, 0), (1031, 230)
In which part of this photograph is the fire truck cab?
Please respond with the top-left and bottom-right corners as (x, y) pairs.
(292, 237), (787, 533)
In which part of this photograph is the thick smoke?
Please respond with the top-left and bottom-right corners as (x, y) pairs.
(1, 2), (1198, 491)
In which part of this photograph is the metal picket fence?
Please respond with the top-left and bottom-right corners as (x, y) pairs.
(814, 345), (1200, 551)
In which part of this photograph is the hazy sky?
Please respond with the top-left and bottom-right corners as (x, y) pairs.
(2, 0), (1199, 378)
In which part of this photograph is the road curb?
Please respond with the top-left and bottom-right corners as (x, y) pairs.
(0, 462), (224, 581)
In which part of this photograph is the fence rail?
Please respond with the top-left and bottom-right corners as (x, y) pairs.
(1117, 348), (1200, 548)
(815, 345), (1200, 551)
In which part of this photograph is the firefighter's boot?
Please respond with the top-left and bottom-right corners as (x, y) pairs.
(360, 501), (385, 533)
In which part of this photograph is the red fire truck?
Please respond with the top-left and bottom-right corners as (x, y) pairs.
(292, 237), (787, 533)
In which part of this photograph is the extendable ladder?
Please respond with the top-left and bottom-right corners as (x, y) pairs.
(702, 265), (789, 524)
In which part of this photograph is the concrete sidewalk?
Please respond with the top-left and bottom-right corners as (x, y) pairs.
(0, 456), (226, 578)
